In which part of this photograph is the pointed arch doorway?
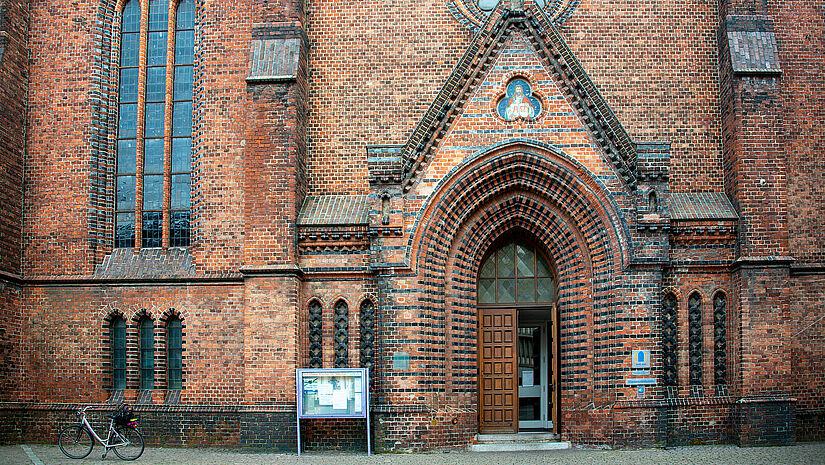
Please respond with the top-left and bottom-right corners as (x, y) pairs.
(477, 237), (560, 434)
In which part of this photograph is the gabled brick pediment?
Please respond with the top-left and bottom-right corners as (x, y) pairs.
(399, 3), (639, 193)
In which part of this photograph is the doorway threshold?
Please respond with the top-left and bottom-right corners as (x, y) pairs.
(470, 432), (570, 452)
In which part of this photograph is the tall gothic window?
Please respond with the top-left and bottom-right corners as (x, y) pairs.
(115, 0), (194, 249)
(110, 317), (127, 390)
(359, 299), (376, 370)
(334, 300), (349, 368)
(139, 317), (155, 390)
(166, 316), (182, 390)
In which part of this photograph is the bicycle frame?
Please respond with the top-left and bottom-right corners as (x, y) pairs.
(75, 407), (132, 454)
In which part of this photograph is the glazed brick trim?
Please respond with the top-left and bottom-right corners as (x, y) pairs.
(614, 395), (737, 409)
(88, 0), (129, 265)
(446, 0), (582, 32)
(400, 4), (638, 193)
(409, 140), (631, 272)
(409, 190), (614, 403)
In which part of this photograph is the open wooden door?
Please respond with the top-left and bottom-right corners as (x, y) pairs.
(479, 307), (518, 433)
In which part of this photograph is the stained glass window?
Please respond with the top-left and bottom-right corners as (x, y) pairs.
(170, 0), (194, 246)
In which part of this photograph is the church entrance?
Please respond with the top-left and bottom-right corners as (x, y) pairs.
(477, 238), (559, 434)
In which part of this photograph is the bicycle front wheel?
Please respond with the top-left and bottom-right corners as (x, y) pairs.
(112, 426), (144, 461)
(58, 424), (94, 459)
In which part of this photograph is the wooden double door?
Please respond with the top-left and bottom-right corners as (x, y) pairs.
(479, 307), (558, 433)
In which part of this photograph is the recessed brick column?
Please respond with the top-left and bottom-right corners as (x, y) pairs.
(0, 0), (28, 402)
(240, 0), (308, 403)
(718, 3), (795, 446)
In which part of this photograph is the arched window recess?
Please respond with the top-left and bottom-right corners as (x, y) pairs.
(477, 238), (556, 306)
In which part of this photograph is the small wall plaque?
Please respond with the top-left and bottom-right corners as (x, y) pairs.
(393, 351), (410, 370)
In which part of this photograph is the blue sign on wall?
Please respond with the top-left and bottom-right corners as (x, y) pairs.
(632, 349), (650, 369)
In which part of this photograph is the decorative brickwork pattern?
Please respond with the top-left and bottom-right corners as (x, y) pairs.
(399, 5), (638, 194)
(662, 293), (678, 389)
(333, 300), (349, 368)
(308, 300), (322, 368)
(713, 292), (727, 386)
(359, 299), (375, 370)
(688, 293), (703, 388)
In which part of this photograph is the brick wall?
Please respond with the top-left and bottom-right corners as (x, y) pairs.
(0, 0), (27, 411)
(565, 0), (723, 193)
(0, 281), (21, 401)
(0, 405), (299, 451)
(0, 0), (27, 276)
(4, 0), (825, 452)
(19, 283), (246, 404)
(306, 1), (725, 195)
(22, 0), (104, 275)
(790, 275), (825, 441)
(773, 2), (825, 265)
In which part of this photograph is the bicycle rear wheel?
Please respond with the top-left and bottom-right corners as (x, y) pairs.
(58, 424), (94, 459)
(112, 426), (144, 460)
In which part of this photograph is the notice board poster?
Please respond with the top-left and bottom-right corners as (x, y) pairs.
(297, 368), (368, 418)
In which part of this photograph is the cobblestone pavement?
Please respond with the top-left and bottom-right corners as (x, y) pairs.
(2, 442), (823, 465)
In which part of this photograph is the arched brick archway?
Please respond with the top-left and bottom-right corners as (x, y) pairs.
(409, 141), (631, 441)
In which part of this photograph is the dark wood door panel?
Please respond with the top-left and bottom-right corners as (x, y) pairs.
(479, 308), (518, 433)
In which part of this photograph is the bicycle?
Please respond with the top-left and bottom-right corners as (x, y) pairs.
(58, 405), (145, 460)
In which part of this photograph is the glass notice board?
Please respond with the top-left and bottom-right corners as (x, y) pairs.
(296, 368), (370, 455)
(297, 368), (367, 418)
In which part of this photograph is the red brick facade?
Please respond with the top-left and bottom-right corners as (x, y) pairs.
(0, 0), (823, 452)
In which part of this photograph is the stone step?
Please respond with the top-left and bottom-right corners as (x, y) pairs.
(469, 440), (571, 452)
(476, 432), (558, 443)
(470, 432), (570, 452)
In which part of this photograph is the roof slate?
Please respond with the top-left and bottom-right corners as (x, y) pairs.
(94, 248), (195, 278)
(247, 38), (301, 82)
(726, 15), (781, 74)
(669, 193), (739, 221)
(298, 195), (370, 226)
